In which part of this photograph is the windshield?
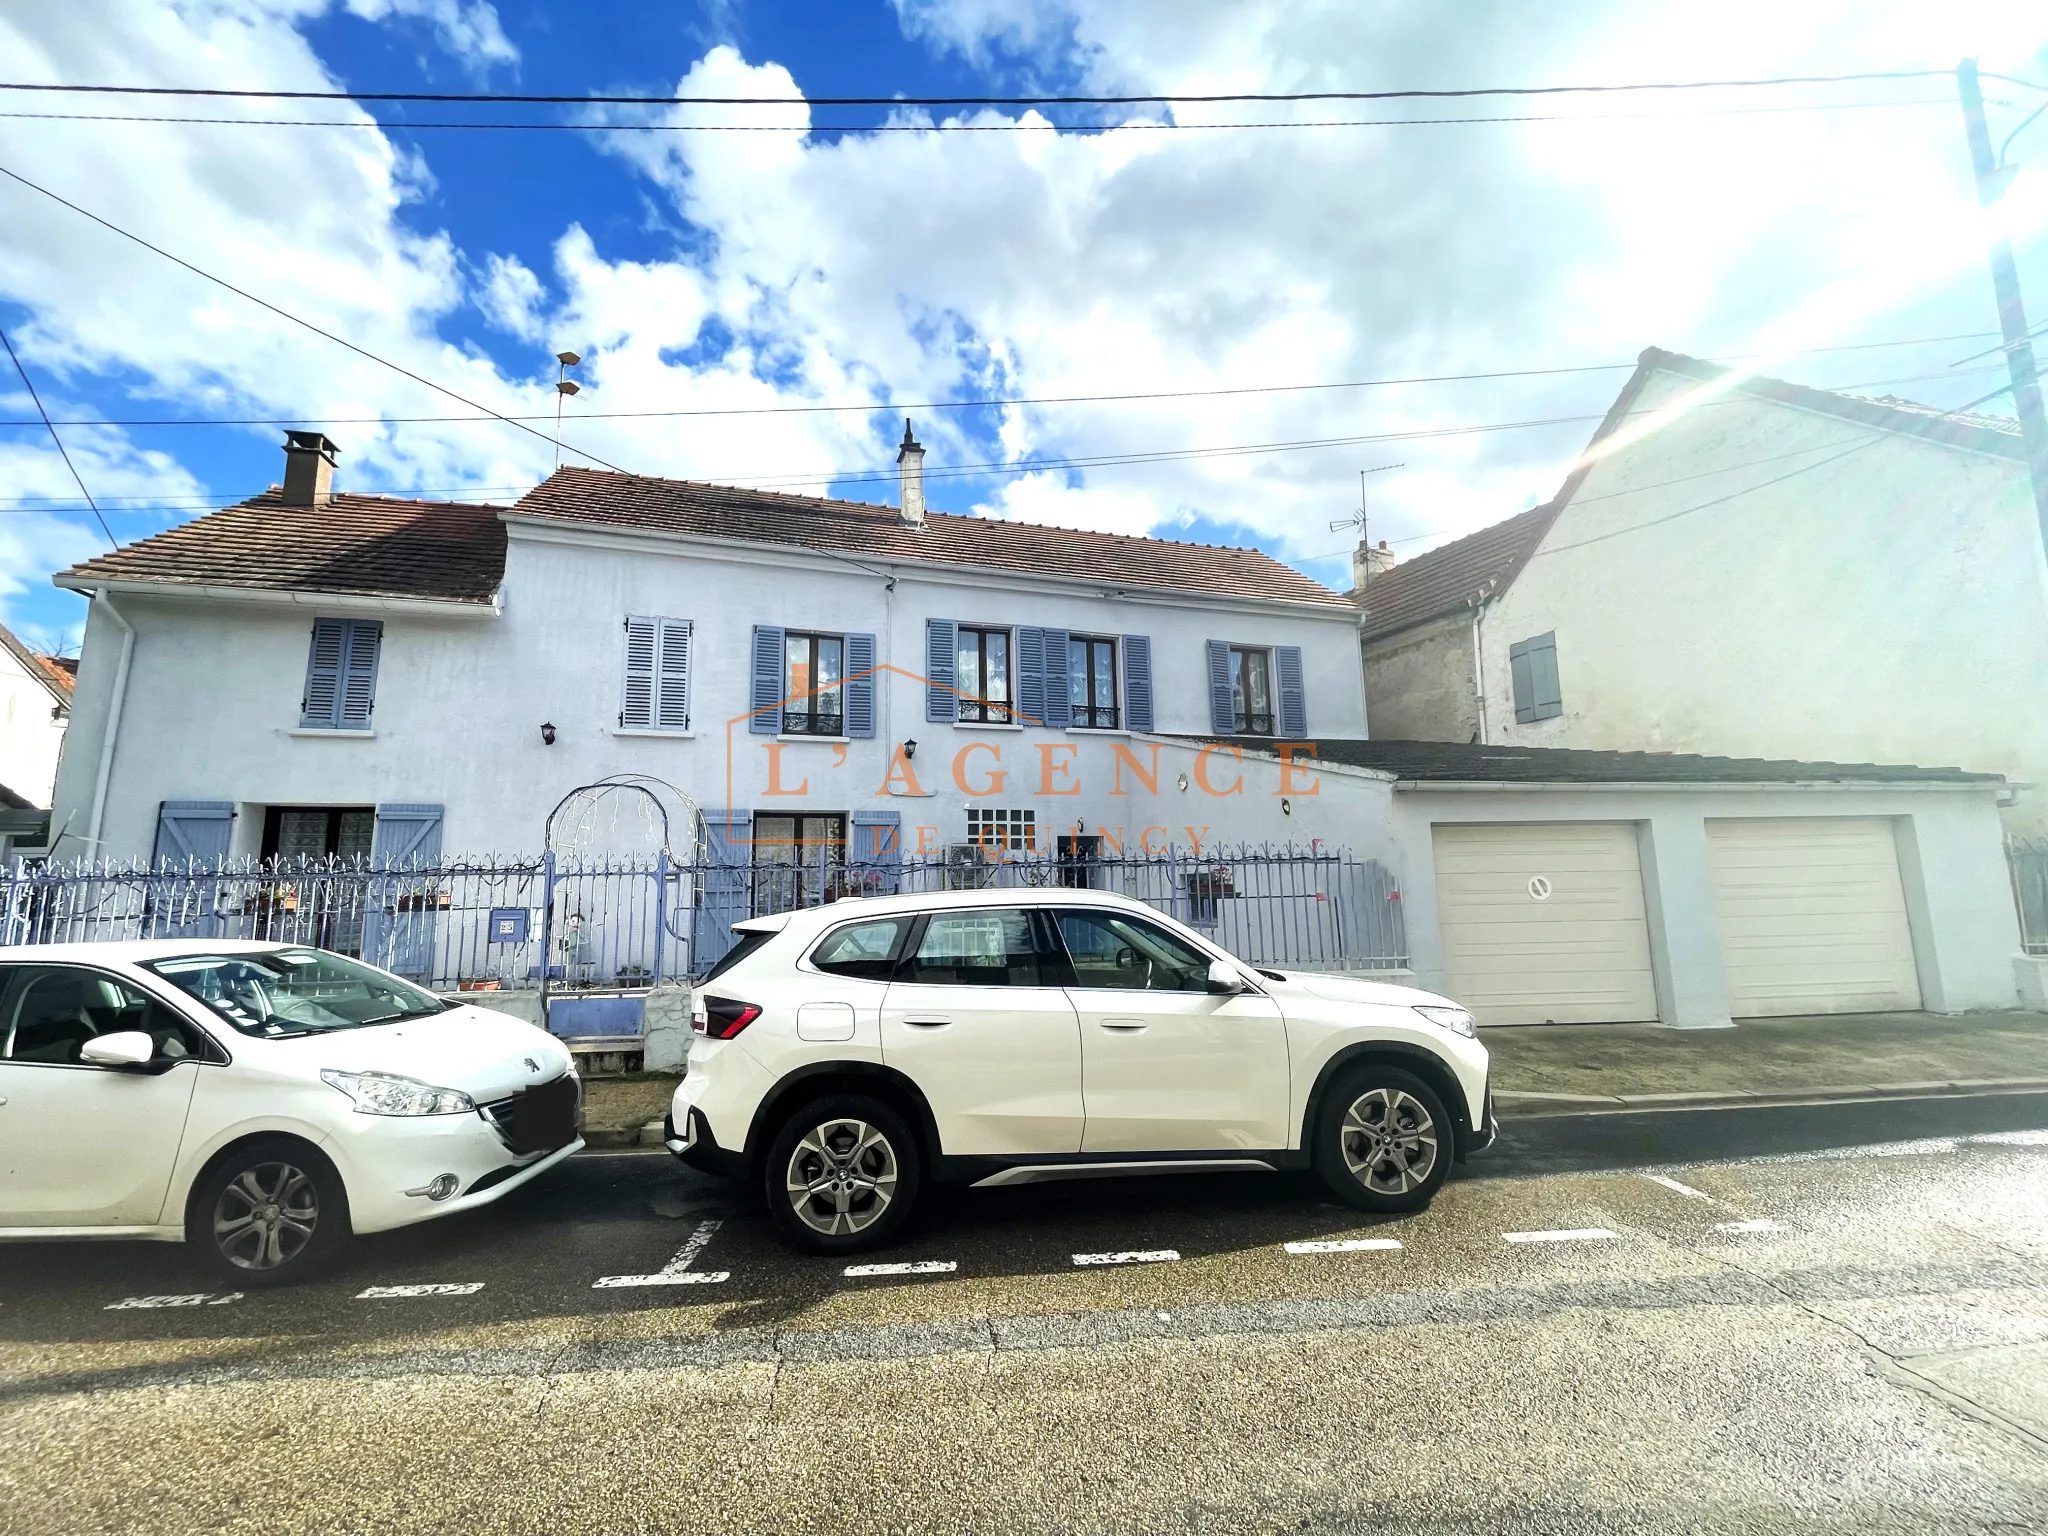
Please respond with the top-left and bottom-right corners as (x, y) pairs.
(143, 949), (452, 1038)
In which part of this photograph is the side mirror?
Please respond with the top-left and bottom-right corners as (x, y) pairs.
(79, 1030), (156, 1069)
(1205, 958), (1247, 995)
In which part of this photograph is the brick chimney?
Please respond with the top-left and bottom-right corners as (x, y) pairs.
(282, 431), (339, 507)
(897, 418), (926, 527)
(1352, 537), (1395, 591)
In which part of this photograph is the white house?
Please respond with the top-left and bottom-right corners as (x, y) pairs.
(1357, 348), (2048, 832)
(0, 620), (72, 813)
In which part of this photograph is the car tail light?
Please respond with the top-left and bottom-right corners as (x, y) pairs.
(697, 996), (761, 1040)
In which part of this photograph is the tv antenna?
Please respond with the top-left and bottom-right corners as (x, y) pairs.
(1328, 460), (1404, 542)
(552, 350), (582, 471)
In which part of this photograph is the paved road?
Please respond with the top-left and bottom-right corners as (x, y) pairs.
(3, 1098), (2047, 1534)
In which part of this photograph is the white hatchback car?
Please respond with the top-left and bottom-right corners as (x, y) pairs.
(668, 888), (1495, 1254)
(0, 941), (582, 1284)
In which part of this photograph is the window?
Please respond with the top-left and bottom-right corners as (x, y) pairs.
(1068, 636), (1119, 729)
(261, 807), (375, 863)
(0, 966), (215, 1064)
(966, 806), (1037, 853)
(1052, 910), (1212, 992)
(1230, 646), (1274, 735)
(144, 949), (450, 1038)
(300, 618), (381, 730)
(903, 908), (1047, 987)
(809, 918), (908, 981)
(753, 813), (847, 914)
(622, 615), (692, 732)
(784, 632), (845, 736)
(1509, 632), (1563, 723)
(701, 929), (773, 985)
(956, 627), (1012, 723)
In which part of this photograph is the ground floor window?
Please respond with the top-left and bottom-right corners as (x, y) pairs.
(261, 806), (375, 863)
(753, 813), (847, 913)
(967, 807), (1037, 853)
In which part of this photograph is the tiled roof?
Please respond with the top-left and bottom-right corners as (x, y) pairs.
(0, 621), (74, 703)
(1196, 736), (1999, 785)
(1355, 502), (1558, 641)
(56, 492), (509, 605)
(512, 466), (1355, 609)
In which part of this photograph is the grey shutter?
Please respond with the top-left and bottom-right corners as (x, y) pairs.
(1205, 639), (1233, 734)
(300, 618), (348, 728)
(153, 801), (233, 868)
(1121, 634), (1154, 732)
(372, 804), (445, 868)
(850, 808), (902, 895)
(1509, 633), (1561, 722)
(657, 618), (692, 731)
(1275, 645), (1307, 739)
(925, 618), (957, 723)
(367, 805), (444, 979)
(337, 620), (382, 729)
(844, 632), (877, 738)
(692, 810), (754, 973)
(1016, 626), (1045, 726)
(621, 616), (657, 728)
(750, 624), (785, 735)
(1040, 627), (1071, 729)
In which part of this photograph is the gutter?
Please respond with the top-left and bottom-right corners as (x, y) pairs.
(51, 577), (502, 620)
(85, 589), (135, 856)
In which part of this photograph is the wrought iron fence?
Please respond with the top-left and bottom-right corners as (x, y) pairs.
(2010, 838), (2048, 956)
(0, 844), (1408, 991)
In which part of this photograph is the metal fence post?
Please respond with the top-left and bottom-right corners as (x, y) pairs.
(539, 849), (557, 1011)
(652, 848), (669, 983)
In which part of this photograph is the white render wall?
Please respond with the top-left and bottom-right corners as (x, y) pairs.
(1478, 369), (2048, 828)
(0, 643), (65, 809)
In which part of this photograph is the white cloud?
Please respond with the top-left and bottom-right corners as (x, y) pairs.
(342, 0), (517, 68)
(476, 253), (548, 341)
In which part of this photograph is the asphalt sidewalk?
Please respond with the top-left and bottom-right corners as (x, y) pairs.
(1486, 1009), (2048, 1116)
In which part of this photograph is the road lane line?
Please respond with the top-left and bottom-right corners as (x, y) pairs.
(105, 1292), (241, 1309)
(1641, 1174), (1714, 1202)
(1283, 1238), (1403, 1254)
(1502, 1228), (1619, 1244)
(1713, 1218), (1788, 1235)
(356, 1283), (485, 1298)
(843, 1260), (958, 1277)
(1073, 1250), (1179, 1266)
(593, 1218), (731, 1289)
(1969, 1129), (2048, 1147)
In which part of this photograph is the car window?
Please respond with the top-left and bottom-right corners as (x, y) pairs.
(904, 909), (1046, 987)
(810, 918), (907, 981)
(702, 929), (774, 984)
(0, 966), (214, 1065)
(143, 949), (450, 1038)
(1055, 911), (1213, 992)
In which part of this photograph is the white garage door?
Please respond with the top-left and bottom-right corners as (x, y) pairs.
(1431, 822), (1658, 1026)
(1707, 818), (1921, 1017)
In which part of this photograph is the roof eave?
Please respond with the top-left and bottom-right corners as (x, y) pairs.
(54, 575), (503, 619)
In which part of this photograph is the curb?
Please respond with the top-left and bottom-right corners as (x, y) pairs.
(581, 1120), (668, 1150)
(1493, 1078), (2048, 1118)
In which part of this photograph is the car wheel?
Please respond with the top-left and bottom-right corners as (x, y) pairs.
(188, 1137), (349, 1287)
(1313, 1066), (1453, 1214)
(763, 1094), (922, 1255)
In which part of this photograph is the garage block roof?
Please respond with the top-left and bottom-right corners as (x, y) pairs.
(1197, 737), (2001, 785)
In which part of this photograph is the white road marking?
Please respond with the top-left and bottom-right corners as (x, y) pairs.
(356, 1283), (484, 1298)
(1713, 1218), (1788, 1235)
(1073, 1249), (1179, 1266)
(1503, 1228), (1619, 1244)
(593, 1218), (731, 1289)
(1283, 1238), (1403, 1255)
(1640, 1174), (1714, 1202)
(843, 1261), (957, 1277)
(1969, 1129), (2048, 1147)
(105, 1292), (241, 1310)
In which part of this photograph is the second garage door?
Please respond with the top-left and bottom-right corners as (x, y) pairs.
(1706, 817), (1922, 1017)
(1431, 822), (1659, 1026)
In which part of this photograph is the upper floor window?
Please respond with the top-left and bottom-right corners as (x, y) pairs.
(784, 632), (844, 736)
(1230, 646), (1274, 735)
(300, 618), (381, 730)
(1068, 636), (1119, 729)
(1206, 639), (1306, 739)
(1509, 632), (1563, 723)
(956, 626), (1012, 723)
(621, 615), (692, 732)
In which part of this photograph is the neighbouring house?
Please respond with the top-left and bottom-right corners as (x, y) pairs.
(1355, 348), (2048, 834)
(0, 619), (73, 840)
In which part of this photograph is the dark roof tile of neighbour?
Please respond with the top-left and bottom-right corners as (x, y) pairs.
(1354, 502), (1558, 641)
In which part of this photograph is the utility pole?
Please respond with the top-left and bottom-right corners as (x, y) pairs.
(1957, 59), (2048, 559)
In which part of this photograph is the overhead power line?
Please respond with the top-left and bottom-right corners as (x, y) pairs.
(0, 326), (115, 546)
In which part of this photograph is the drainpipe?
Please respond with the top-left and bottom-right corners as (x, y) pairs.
(85, 589), (135, 859)
(1469, 597), (1490, 746)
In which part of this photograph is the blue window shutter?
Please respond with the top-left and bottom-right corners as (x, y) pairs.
(300, 618), (347, 728)
(925, 618), (957, 722)
(1205, 640), (1233, 735)
(1275, 645), (1307, 738)
(1016, 626), (1045, 726)
(844, 632), (877, 738)
(1040, 627), (1071, 729)
(372, 804), (444, 868)
(1512, 632), (1562, 722)
(337, 620), (382, 730)
(1509, 636), (1538, 723)
(621, 616), (657, 728)
(850, 808), (902, 894)
(153, 801), (233, 868)
(750, 625), (785, 735)
(1121, 634), (1154, 732)
(657, 618), (693, 731)
(692, 810), (754, 973)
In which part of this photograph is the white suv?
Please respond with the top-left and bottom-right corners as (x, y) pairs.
(668, 888), (1494, 1254)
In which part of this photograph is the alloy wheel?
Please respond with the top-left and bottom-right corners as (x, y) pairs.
(1339, 1087), (1439, 1196)
(213, 1161), (321, 1271)
(785, 1117), (899, 1237)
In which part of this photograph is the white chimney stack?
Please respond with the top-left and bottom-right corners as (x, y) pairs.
(1352, 538), (1395, 592)
(281, 431), (339, 507)
(897, 418), (926, 527)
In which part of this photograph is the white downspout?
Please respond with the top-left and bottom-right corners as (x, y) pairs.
(1470, 597), (1490, 745)
(85, 589), (135, 857)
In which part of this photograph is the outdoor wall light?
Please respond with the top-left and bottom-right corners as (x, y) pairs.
(1281, 797), (1293, 816)
(540, 722), (557, 746)
(903, 738), (918, 760)
(1176, 773), (1190, 792)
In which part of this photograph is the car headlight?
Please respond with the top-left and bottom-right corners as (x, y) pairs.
(1413, 1005), (1478, 1039)
(320, 1069), (477, 1117)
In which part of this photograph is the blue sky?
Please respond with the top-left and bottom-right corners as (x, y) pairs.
(3, 0), (2047, 653)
